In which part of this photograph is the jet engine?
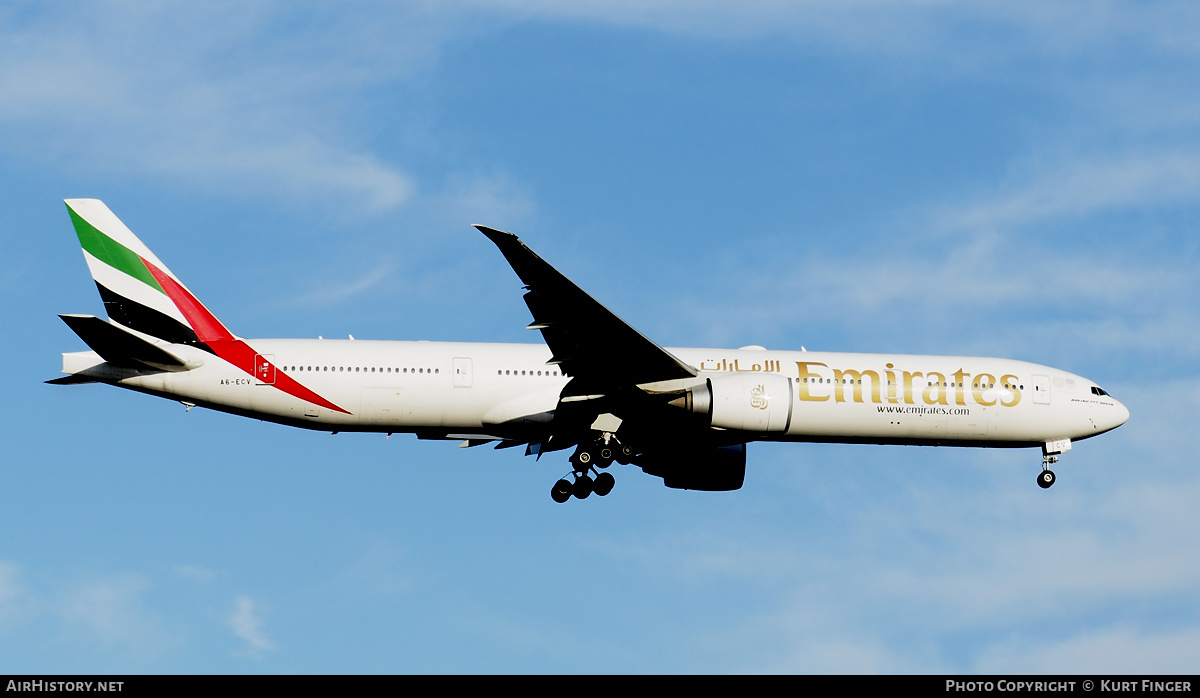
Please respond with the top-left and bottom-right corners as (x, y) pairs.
(637, 443), (747, 491)
(668, 373), (793, 433)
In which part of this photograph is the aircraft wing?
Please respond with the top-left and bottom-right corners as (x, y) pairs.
(476, 225), (697, 392)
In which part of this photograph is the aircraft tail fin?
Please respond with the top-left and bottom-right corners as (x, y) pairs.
(65, 199), (236, 349)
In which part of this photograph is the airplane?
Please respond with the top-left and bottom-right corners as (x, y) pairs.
(51, 199), (1129, 502)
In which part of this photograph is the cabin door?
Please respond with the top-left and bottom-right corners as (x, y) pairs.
(1032, 374), (1051, 404)
(453, 357), (473, 388)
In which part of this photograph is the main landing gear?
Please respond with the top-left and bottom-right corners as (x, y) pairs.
(1038, 454), (1058, 489)
(550, 437), (634, 503)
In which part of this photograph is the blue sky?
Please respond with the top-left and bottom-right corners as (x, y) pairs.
(2, 1), (1198, 673)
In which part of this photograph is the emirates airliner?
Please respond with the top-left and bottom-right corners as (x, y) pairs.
(51, 199), (1129, 502)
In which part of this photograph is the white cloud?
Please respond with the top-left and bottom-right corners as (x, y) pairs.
(0, 561), (19, 604)
(0, 561), (22, 628)
(227, 595), (276, 654)
(932, 150), (1200, 235)
(57, 573), (169, 654)
(975, 626), (1200, 674)
(0, 2), (432, 211)
(290, 260), (397, 309)
(434, 171), (537, 231)
(459, 0), (1200, 63)
(666, 230), (1199, 359)
(338, 539), (413, 599)
(172, 564), (217, 584)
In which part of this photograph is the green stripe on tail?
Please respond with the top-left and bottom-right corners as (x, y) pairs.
(67, 204), (164, 292)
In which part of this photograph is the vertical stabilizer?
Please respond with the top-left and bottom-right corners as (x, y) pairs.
(65, 199), (234, 348)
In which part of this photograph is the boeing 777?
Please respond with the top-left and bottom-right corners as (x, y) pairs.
(51, 199), (1129, 502)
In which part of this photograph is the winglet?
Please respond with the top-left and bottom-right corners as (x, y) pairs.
(473, 224), (511, 244)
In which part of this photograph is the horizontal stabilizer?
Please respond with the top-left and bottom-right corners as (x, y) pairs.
(59, 314), (195, 372)
(45, 374), (102, 385)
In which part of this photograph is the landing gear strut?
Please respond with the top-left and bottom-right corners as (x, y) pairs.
(549, 435), (630, 503)
(1038, 454), (1058, 489)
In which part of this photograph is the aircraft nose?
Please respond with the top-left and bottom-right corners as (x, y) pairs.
(1114, 399), (1130, 429)
(1099, 398), (1130, 433)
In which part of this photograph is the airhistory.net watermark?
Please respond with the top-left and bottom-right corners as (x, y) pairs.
(5, 681), (123, 693)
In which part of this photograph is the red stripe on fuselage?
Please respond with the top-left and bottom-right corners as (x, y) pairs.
(141, 258), (351, 415)
(204, 340), (351, 414)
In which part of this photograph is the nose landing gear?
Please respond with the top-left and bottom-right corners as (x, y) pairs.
(1037, 440), (1070, 489)
(1038, 454), (1058, 489)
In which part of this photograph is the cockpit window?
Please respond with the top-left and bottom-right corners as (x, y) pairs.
(1091, 386), (1110, 397)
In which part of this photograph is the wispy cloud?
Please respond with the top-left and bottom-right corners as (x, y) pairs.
(667, 232), (1199, 363)
(172, 564), (217, 584)
(461, 0), (1200, 62)
(57, 573), (170, 656)
(0, 561), (22, 627)
(932, 150), (1200, 235)
(434, 171), (537, 231)
(975, 626), (1200, 674)
(290, 260), (397, 309)
(338, 538), (413, 599)
(0, 561), (18, 603)
(227, 595), (276, 655)
(0, 2), (437, 211)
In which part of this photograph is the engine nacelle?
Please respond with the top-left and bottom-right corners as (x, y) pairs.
(637, 443), (746, 491)
(670, 373), (793, 433)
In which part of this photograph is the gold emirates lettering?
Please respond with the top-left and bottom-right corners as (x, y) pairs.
(795, 361), (1021, 407)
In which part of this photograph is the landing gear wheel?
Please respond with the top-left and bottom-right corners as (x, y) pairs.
(573, 475), (594, 499)
(615, 444), (634, 465)
(594, 472), (615, 497)
(551, 479), (573, 503)
(576, 449), (593, 466)
(597, 447), (614, 467)
(1038, 469), (1056, 489)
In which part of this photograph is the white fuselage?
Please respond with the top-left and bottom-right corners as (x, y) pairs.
(63, 341), (1130, 448)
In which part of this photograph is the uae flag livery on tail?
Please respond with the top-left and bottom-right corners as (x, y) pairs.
(63, 199), (349, 414)
(67, 199), (217, 351)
